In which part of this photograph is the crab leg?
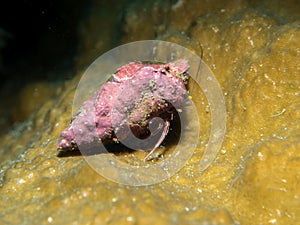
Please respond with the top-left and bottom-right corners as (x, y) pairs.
(144, 120), (170, 160)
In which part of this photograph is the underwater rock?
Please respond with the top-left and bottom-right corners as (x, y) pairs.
(0, 1), (300, 225)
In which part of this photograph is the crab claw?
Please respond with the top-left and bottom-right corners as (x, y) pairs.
(144, 120), (170, 161)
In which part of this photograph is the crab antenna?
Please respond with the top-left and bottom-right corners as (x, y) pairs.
(190, 43), (203, 94)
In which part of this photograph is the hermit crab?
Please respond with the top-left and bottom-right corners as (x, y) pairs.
(57, 59), (190, 160)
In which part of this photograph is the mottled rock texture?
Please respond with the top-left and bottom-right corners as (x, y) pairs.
(1, 0), (299, 224)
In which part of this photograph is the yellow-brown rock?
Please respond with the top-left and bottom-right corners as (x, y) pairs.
(1, 1), (299, 224)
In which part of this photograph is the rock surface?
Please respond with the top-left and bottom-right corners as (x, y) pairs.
(1, 0), (300, 224)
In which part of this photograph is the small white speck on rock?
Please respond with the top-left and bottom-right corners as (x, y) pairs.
(47, 217), (53, 223)
(126, 216), (135, 222)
